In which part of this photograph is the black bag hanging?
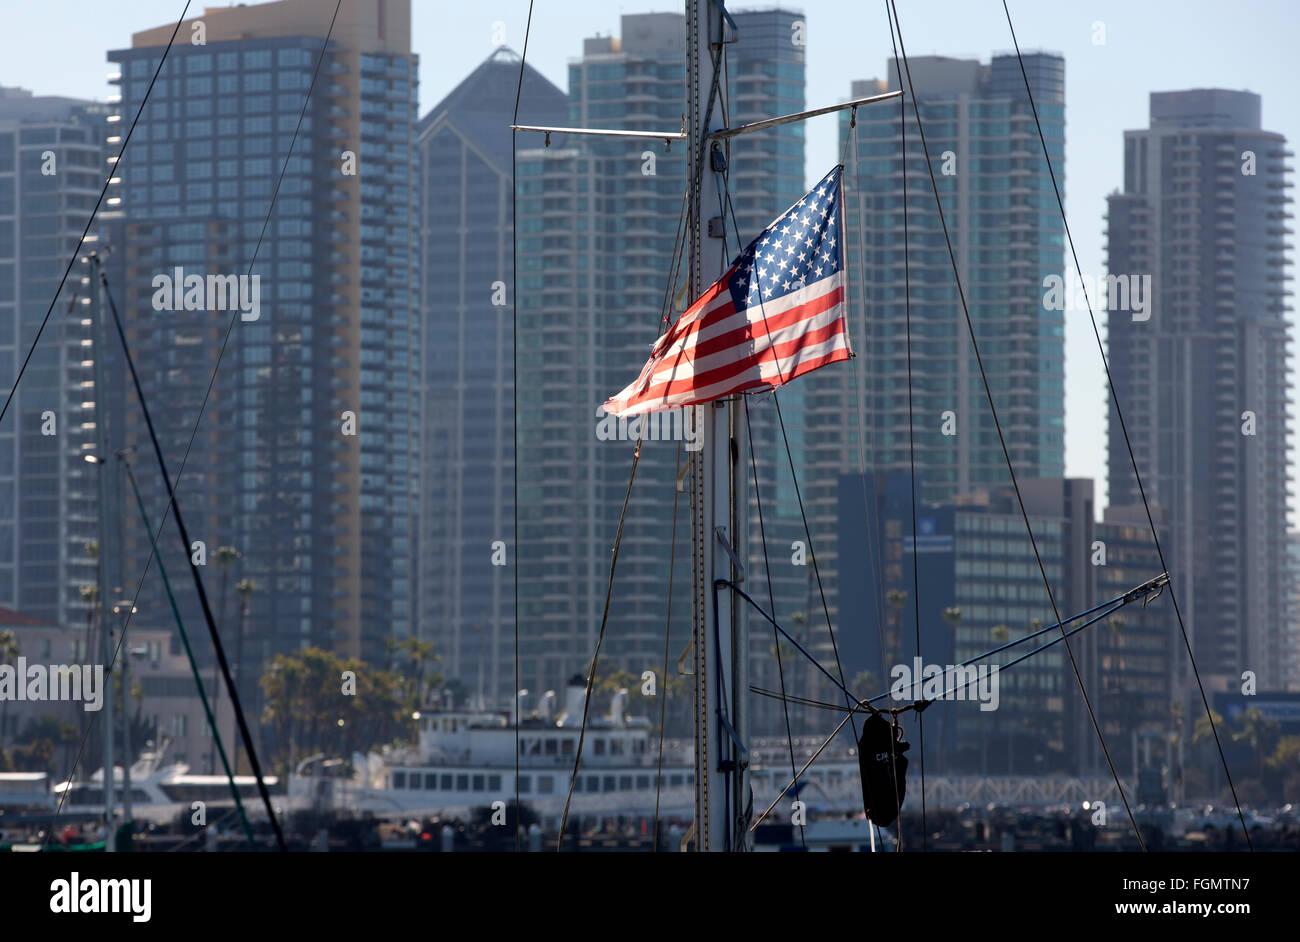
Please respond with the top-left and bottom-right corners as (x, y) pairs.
(857, 712), (909, 827)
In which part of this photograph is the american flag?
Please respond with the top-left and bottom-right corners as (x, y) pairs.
(603, 166), (852, 417)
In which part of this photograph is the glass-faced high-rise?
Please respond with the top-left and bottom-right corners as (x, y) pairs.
(802, 54), (1066, 651)
(1106, 90), (1292, 691)
(106, 0), (417, 690)
(417, 49), (568, 702)
(0, 88), (106, 626)
(509, 11), (807, 713)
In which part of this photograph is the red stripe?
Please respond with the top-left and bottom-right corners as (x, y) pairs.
(635, 346), (852, 411)
(640, 313), (848, 402)
(690, 286), (845, 361)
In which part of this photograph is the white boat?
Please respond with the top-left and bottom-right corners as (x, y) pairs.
(286, 675), (864, 822)
(289, 678), (697, 819)
(53, 746), (283, 824)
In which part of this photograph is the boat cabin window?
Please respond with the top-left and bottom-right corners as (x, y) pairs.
(455, 774), (468, 791)
(393, 771), (406, 789)
(538, 775), (554, 795)
(518, 776), (531, 794)
(562, 739), (575, 755)
(593, 738), (605, 755)
(603, 775), (615, 792)
(586, 775), (598, 793)
(610, 739), (624, 755)
(472, 774), (485, 791)
(425, 773), (437, 790)
(440, 774), (452, 790)
(488, 774), (501, 791)
(544, 739), (558, 756)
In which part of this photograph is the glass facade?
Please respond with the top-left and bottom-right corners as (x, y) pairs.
(0, 91), (105, 626)
(106, 25), (417, 720)
(506, 11), (808, 724)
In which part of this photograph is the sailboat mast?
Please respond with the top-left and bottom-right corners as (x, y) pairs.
(687, 0), (748, 853)
(89, 254), (116, 851)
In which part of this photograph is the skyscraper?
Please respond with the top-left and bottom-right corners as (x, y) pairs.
(0, 87), (107, 627)
(805, 54), (1067, 671)
(1106, 89), (1292, 691)
(432, 10), (807, 711)
(106, 0), (418, 696)
(417, 49), (567, 702)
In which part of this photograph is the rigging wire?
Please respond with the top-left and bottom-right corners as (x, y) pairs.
(751, 585), (1146, 829)
(556, 438), (645, 851)
(881, 8), (928, 849)
(96, 260), (285, 848)
(123, 459), (256, 847)
(649, 182), (692, 852)
(653, 440), (685, 852)
(999, 0), (1252, 851)
(884, 0), (1146, 850)
(510, 0), (536, 856)
(753, 580), (1153, 713)
(743, 397), (806, 849)
(0, 0), (192, 431)
(844, 104), (907, 850)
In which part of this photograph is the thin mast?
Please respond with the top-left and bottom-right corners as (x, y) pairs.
(687, 0), (747, 853)
(88, 253), (115, 850)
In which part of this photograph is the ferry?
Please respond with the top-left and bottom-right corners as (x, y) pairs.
(288, 675), (863, 821)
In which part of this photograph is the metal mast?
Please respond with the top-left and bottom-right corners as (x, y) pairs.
(88, 252), (116, 850)
(686, 0), (748, 853)
(511, 0), (899, 852)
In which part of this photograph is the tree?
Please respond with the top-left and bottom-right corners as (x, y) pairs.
(1192, 709), (1226, 746)
(1232, 707), (1280, 783)
(209, 545), (242, 773)
(16, 713), (77, 777)
(991, 624), (1011, 643)
(388, 637), (441, 713)
(259, 646), (414, 773)
(232, 578), (256, 770)
(0, 629), (19, 752)
(593, 666), (640, 710)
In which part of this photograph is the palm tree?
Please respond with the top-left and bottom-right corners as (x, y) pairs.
(232, 578), (255, 770)
(1233, 707), (1280, 784)
(0, 629), (19, 754)
(209, 545), (241, 772)
(991, 624), (1011, 643)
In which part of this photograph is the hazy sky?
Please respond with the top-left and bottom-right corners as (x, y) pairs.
(3, 0), (1297, 516)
